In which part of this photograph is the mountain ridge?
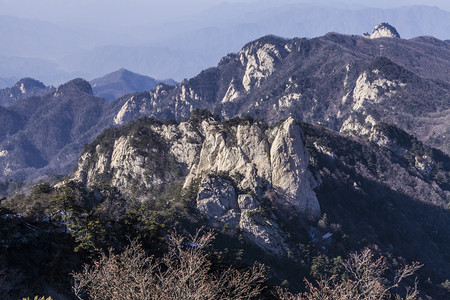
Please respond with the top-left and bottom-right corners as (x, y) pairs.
(0, 78), (54, 107)
(112, 31), (450, 154)
(1, 28), (449, 193)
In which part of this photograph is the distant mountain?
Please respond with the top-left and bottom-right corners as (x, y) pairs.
(58, 45), (207, 84)
(90, 68), (177, 101)
(2, 5), (450, 84)
(0, 79), (123, 184)
(0, 78), (54, 107)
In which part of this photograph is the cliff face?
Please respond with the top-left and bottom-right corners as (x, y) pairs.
(364, 23), (401, 39)
(70, 112), (450, 276)
(72, 113), (321, 255)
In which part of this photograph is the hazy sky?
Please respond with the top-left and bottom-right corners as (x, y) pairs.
(1, 0), (449, 30)
(1, 0), (449, 83)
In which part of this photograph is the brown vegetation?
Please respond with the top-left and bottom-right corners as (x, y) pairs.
(72, 228), (266, 300)
(277, 248), (422, 300)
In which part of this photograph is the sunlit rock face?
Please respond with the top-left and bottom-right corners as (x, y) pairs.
(72, 114), (321, 256)
(365, 23), (401, 39)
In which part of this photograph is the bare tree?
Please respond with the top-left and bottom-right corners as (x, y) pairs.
(277, 248), (422, 300)
(72, 239), (157, 300)
(72, 228), (266, 300)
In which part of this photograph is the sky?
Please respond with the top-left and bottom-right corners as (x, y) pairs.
(1, 0), (449, 31)
(1, 0), (449, 84)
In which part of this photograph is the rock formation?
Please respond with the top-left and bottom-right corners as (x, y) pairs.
(72, 113), (321, 255)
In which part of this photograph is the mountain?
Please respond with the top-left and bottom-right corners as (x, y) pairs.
(68, 111), (450, 292)
(1, 26), (449, 194)
(112, 28), (450, 156)
(90, 68), (176, 101)
(0, 78), (54, 107)
(0, 79), (124, 185)
(72, 114), (321, 255)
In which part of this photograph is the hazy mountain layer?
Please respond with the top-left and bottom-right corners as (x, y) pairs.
(0, 78), (54, 107)
(1, 5), (450, 84)
(90, 68), (176, 101)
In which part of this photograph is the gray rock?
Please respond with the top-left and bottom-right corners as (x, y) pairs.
(238, 194), (260, 210)
(197, 175), (238, 219)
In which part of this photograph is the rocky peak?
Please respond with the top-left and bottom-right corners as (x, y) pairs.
(364, 23), (400, 39)
(0, 77), (53, 107)
(72, 115), (321, 255)
(239, 35), (289, 92)
(56, 78), (93, 96)
(14, 78), (46, 93)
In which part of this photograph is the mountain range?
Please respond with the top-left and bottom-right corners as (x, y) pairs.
(0, 25), (449, 190)
(1, 4), (450, 85)
(0, 23), (449, 298)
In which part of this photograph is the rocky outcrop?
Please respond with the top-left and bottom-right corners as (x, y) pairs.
(239, 39), (286, 92)
(109, 32), (450, 157)
(364, 23), (401, 39)
(72, 114), (321, 255)
(0, 78), (54, 107)
(187, 117), (320, 255)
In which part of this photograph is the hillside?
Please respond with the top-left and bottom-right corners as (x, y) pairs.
(0, 78), (54, 107)
(0, 79), (123, 186)
(70, 111), (450, 270)
(1, 112), (448, 298)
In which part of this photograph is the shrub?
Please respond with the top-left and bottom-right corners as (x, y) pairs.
(277, 248), (422, 300)
(72, 228), (266, 300)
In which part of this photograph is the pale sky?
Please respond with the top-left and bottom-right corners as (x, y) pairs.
(1, 0), (449, 30)
(1, 0), (449, 83)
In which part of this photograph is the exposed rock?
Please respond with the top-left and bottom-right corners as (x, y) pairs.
(340, 115), (376, 137)
(197, 175), (238, 223)
(240, 42), (283, 92)
(270, 118), (321, 217)
(364, 23), (401, 39)
(238, 194), (260, 210)
(72, 114), (321, 255)
(0, 77), (54, 107)
(239, 209), (288, 256)
(351, 70), (405, 111)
